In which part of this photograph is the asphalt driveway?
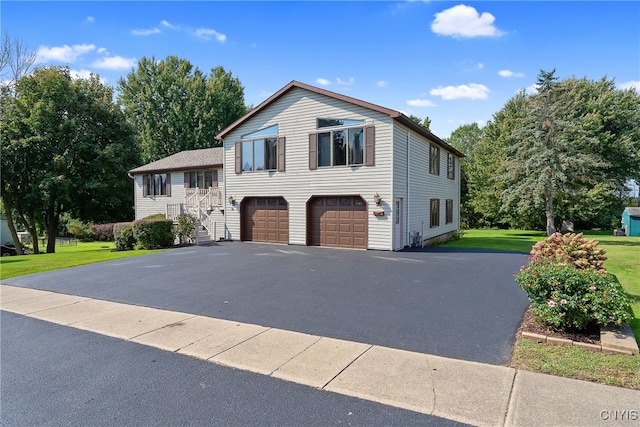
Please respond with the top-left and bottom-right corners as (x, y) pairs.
(3, 243), (530, 365)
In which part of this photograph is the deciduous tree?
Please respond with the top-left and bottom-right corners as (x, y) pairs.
(118, 56), (247, 162)
(2, 66), (139, 253)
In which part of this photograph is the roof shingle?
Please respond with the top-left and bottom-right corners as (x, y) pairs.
(129, 147), (223, 174)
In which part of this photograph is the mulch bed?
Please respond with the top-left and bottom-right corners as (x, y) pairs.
(518, 307), (601, 344)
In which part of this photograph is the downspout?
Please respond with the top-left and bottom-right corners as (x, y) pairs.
(406, 131), (410, 247)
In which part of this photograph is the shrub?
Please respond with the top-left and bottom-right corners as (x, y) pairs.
(91, 223), (115, 242)
(515, 264), (633, 331)
(66, 218), (95, 241)
(113, 222), (136, 251)
(529, 232), (607, 271)
(144, 213), (167, 220)
(132, 219), (174, 249)
(175, 213), (197, 245)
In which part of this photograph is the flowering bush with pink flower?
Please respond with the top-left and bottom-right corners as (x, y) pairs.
(515, 264), (632, 331)
(529, 232), (607, 271)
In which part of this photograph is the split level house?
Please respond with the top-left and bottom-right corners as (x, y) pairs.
(128, 147), (224, 244)
(129, 80), (463, 251)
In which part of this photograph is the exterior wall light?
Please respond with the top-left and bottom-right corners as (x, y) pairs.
(228, 195), (235, 205)
(373, 192), (382, 206)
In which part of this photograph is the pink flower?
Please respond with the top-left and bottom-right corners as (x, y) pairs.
(589, 286), (596, 291)
(547, 300), (556, 307)
(557, 262), (565, 266)
(560, 299), (567, 305)
(559, 312), (565, 317)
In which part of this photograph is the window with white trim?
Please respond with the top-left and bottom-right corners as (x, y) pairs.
(430, 198), (440, 228)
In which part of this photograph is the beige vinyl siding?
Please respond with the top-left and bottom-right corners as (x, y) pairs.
(133, 168), (224, 220)
(224, 87), (394, 250)
(393, 123), (461, 245)
(392, 125), (408, 248)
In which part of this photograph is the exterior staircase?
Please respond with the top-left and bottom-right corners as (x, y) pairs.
(166, 187), (223, 246)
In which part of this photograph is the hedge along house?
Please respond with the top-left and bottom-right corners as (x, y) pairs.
(621, 207), (640, 237)
(128, 147), (224, 243)
(216, 81), (463, 251)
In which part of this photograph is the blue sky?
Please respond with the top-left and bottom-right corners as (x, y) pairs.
(3, 1), (639, 138)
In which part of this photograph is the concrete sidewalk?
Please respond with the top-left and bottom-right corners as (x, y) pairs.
(1, 284), (638, 426)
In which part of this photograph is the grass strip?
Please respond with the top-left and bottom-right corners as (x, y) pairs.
(0, 241), (165, 280)
(511, 336), (640, 390)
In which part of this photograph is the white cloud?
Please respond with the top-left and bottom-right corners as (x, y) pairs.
(377, 80), (389, 87)
(618, 80), (640, 91)
(91, 55), (136, 70)
(37, 43), (96, 62)
(195, 28), (226, 42)
(97, 47), (108, 54)
(431, 4), (503, 38)
(336, 77), (354, 86)
(69, 69), (107, 84)
(70, 69), (93, 79)
(525, 84), (538, 95)
(407, 99), (437, 107)
(316, 78), (330, 86)
(85, 16), (95, 24)
(430, 83), (490, 100)
(161, 20), (179, 29)
(498, 70), (524, 78)
(477, 62), (485, 69)
(132, 28), (161, 36)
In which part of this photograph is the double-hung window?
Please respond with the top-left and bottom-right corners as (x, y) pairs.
(143, 173), (169, 197)
(235, 125), (284, 173)
(187, 170), (217, 189)
(430, 198), (440, 228)
(430, 145), (440, 175)
(318, 127), (364, 167)
(242, 138), (278, 172)
(447, 153), (455, 180)
(311, 118), (372, 169)
(446, 199), (453, 224)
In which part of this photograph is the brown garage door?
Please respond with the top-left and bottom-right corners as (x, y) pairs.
(241, 197), (288, 244)
(308, 196), (367, 249)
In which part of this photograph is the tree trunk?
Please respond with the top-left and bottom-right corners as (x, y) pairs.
(0, 190), (24, 255)
(45, 210), (58, 254)
(24, 212), (39, 254)
(545, 187), (556, 236)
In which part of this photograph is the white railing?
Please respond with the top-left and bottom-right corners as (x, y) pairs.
(184, 187), (222, 208)
(179, 187), (223, 243)
(166, 203), (184, 220)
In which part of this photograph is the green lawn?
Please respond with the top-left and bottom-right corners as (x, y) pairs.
(0, 241), (165, 280)
(445, 229), (547, 253)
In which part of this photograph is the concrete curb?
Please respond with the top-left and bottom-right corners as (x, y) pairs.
(3, 284), (639, 427)
(521, 323), (639, 356)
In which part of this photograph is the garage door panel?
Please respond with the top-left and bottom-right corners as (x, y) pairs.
(241, 197), (288, 244)
(308, 196), (367, 249)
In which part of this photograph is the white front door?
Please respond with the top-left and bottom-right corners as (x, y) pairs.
(394, 198), (403, 250)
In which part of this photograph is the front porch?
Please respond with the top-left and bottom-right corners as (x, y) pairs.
(166, 187), (224, 244)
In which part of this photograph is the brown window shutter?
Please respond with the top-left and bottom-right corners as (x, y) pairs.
(213, 170), (219, 187)
(235, 141), (242, 174)
(365, 125), (375, 166)
(166, 173), (171, 197)
(277, 136), (286, 172)
(142, 175), (148, 197)
(308, 133), (317, 170)
(184, 172), (189, 188)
